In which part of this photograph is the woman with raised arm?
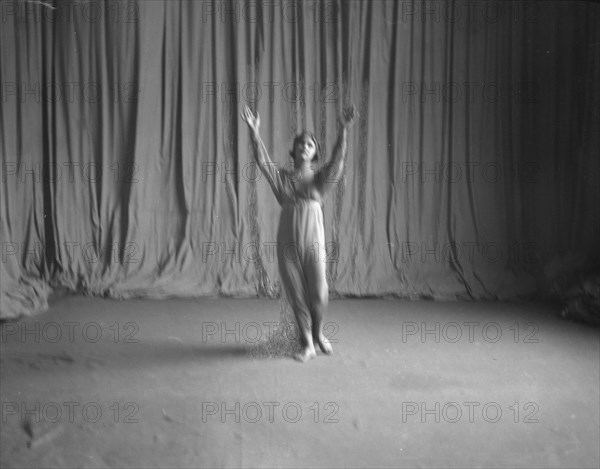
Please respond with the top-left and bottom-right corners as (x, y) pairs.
(241, 104), (358, 362)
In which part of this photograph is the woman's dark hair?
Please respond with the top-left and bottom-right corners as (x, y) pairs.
(289, 131), (320, 166)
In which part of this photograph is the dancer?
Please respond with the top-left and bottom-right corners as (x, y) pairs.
(241, 104), (357, 362)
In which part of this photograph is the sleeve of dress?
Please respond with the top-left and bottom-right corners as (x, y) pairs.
(260, 162), (287, 206)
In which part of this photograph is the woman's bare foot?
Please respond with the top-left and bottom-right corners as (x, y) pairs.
(317, 335), (333, 355)
(293, 346), (317, 362)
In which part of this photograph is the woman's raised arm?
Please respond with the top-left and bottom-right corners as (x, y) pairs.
(241, 105), (275, 171)
(241, 105), (283, 197)
(317, 104), (358, 195)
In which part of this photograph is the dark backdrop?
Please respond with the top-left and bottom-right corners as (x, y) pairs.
(1, 0), (599, 318)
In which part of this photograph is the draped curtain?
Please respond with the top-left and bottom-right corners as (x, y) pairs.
(1, 0), (599, 318)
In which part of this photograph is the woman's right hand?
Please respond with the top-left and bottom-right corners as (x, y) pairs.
(241, 105), (260, 133)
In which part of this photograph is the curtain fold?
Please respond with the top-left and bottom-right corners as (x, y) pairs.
(1, 0), (599, 318)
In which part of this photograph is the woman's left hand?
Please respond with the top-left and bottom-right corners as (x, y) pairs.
(340, 104), (358, 129)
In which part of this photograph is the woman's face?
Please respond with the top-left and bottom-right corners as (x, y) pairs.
(293, 135), (317, 163)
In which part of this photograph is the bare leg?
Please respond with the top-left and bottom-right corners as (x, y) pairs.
(294, 326), (317, 362)
(311, 307), (333, 355)
(278, 240), (316, 362)
(287, 290), (316, 362)
(305, 244), (333, 356)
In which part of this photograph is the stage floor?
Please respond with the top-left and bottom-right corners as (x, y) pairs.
(1, 295), (598, 468)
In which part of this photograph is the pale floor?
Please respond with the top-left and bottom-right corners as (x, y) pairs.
(1, 295), (598, 468)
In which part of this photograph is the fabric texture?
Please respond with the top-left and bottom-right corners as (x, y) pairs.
(1, 0), (599, 319)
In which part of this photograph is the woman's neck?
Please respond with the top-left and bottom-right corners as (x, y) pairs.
(295, 162), (315, 181)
